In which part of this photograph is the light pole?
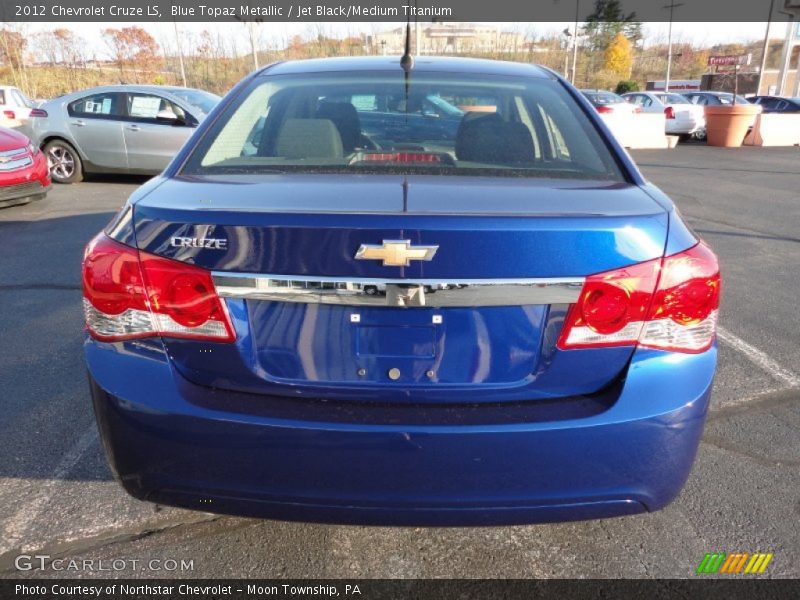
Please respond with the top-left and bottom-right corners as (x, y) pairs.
(571, 0), (580, 84)
(562, 28), (572, 78)
(173, 20), (187, 88)
(757, 0), (776, 96)
(663, 1), (683, 92)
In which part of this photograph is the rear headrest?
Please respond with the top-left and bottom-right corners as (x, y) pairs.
(275, 118), (343, 159)
(455, 113), (535, 165)
(316, 102), (361, 153)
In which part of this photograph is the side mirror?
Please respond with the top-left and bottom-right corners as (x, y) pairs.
(156, 110), (184, 125)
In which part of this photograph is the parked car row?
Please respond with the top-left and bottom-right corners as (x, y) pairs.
(581, 88), (800, 142)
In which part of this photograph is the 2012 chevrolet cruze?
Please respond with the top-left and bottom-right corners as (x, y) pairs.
(83, 57), (720, 525)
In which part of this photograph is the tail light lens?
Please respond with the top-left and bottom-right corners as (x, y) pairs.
(634, 107), (643, 114)
(29, 108), (48, 118)
(639, 243), (720, 352)
(82, 235), (235, 343)
(558, 242), (720, 353)
(664, 106), (676, 119)
(3, 110), (15, 120)
(596, 105), (614, 114)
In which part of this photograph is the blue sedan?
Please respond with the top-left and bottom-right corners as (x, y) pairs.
(82, 57), (720, 526)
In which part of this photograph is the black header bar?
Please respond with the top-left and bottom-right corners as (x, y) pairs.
(0, 0), (794, 23)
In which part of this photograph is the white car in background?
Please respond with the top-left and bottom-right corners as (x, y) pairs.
(0, 86), (40, 121)
(0, 86), (46, 138)
(622, 91), (706, 138)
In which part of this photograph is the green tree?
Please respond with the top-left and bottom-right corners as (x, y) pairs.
(615, 80), (639, 95)
(583, 0), (642, 51)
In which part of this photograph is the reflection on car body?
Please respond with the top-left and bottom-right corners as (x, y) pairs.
(82, 57), (721, 526)
(30, 85), (220, 183)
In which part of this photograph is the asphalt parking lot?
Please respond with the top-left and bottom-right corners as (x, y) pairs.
(0, 146), (798, 579)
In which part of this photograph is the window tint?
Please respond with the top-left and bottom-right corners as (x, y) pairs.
(184, 72), (624, 181)
(68, 92), (123, 118)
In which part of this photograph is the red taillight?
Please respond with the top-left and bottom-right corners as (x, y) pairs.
(29, 108), (48, 118)
(558, 242), (720, 353)
(3, 110), (15, 120)
(595, 105), (614, 114)
(639, 243), (720, 353)
(557, 258), (660, 349)
(664, 106), (676, 119)
(82, 234), (235, 343)
(634, 107), (643, 114)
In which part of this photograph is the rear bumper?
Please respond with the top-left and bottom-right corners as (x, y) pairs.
(86, 339), (716, 526)
(667, 117), (706, 135)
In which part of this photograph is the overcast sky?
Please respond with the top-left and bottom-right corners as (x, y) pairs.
(22, 21), (791, 57)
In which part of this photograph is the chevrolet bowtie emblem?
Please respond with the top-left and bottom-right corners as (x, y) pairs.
(355, 240), (439, 267)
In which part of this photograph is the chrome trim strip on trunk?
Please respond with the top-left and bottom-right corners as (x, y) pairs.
(212, 272), (584, 307)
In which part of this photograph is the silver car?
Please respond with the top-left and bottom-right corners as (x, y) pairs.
(31, 85), (220, 183)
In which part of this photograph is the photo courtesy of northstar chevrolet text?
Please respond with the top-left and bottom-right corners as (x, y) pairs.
(0, 0), (798, 594)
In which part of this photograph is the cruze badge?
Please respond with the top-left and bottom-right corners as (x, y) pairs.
(355, 240), (438, 267)
(170, 236), (228, 250)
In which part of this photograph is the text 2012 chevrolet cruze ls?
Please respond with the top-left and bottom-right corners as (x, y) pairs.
(83, 57), (720, 525)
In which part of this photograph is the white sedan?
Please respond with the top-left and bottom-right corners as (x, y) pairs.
(622, 92), (706, 137)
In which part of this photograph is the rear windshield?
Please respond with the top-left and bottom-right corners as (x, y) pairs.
(169, 88), (220, 114)
(657, 93), (690, 104)
(583, 91), (624, 105)
(182, 71), (624, 181)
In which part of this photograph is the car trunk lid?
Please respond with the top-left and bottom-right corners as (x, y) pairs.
(132, 174), (668, 403)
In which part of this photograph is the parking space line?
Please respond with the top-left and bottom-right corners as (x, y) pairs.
(1, 426), (97, 554)
(717, 326), (800, 388)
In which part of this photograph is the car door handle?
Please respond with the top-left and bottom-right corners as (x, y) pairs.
(126, 125), (140, 132)
(72, 120), (86, 127)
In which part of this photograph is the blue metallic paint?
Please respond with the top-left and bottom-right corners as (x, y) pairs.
(87, 337), (715, 525)
(163, 302), (638, 402)
(87, 57), (712, 525)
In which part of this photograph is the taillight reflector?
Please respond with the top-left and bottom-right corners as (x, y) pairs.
(82, 234), (235, 343)
(596, 105), (615, 114)
(558, 242), (720, 353)
(3, 110), (15, 120)
(664, 106), (676, 119)
(29, 108), (48, 118)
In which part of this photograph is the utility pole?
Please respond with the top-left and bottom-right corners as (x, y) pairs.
(173, 20), (187, 88)
(247, 22), (259, 70)
(570, 0), (580, 84)
(663, 1), (683, 92)
(757, 0), (776, 96)
(562, 28), (572, 78)
(776, 15), (798, 96)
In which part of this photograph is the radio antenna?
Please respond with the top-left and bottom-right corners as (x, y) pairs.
(400, 0), (416, 120)
(400, 16), (414, 71)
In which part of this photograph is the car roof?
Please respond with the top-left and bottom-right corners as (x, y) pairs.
(260, 56), (553, 79)
(45, 85), (215, 105)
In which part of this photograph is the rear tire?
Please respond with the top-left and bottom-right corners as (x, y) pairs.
(44, 139), (83, 184)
